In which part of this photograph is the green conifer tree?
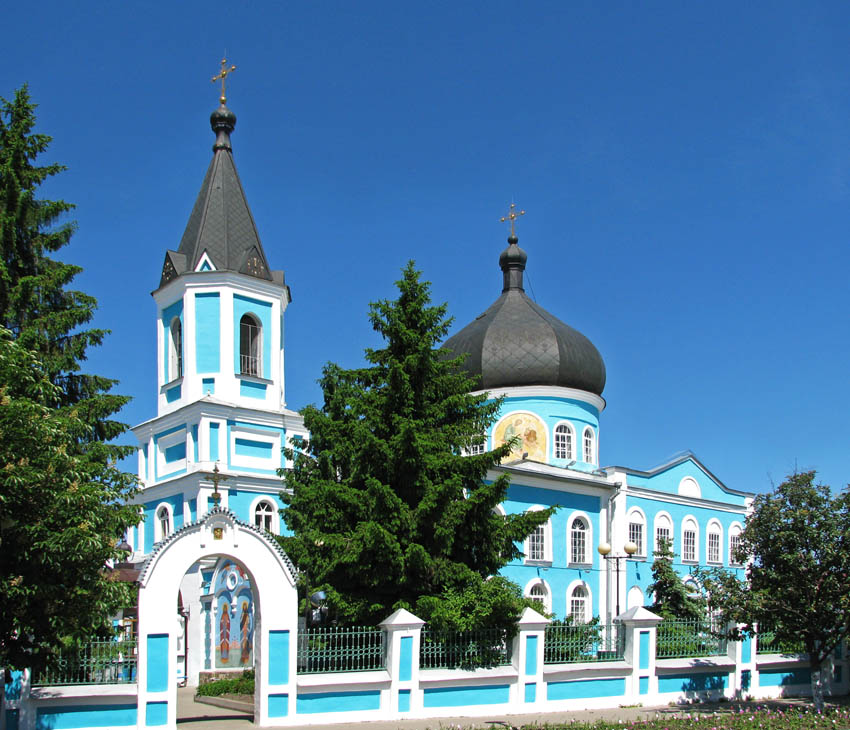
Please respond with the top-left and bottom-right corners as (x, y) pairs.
(0, 86), (139, 671)
(280, 262), (553, 628)
(647, 537), (704, 621)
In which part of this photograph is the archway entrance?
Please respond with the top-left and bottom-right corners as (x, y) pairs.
(137, 507), (298, 728)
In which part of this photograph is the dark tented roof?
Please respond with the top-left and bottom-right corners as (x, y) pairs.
(159, 103), (273, 287)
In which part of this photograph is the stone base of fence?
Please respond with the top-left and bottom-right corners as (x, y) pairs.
(3, 609), (846, 730)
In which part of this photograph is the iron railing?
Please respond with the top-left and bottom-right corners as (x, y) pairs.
(240, 353), (260, 377)
(34, 641), (138, 686)
(756, 627), (805, 655)
(655, 618), (727, 659)
(419, 627), (512, 670)
(544, 622), (624, 664)
(296, 626), (385, 674)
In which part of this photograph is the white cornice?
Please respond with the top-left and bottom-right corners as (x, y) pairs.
(489, 465), (615, 497)
(153, 271), (289, 306)
(132, 397), (304, 437)
(471, 385), (606, 413)
(625, 485), (748, 515)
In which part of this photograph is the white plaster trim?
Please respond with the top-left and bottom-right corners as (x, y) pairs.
(248, 494), (280, 535)
(566, 510), (594, 566)
(296, 671), (391, 688)
(523, 577), (552, 614)
(681, 515), (700, 563)
(625, 485), (749, 514)
(154, 501), (175, 543)
(523, 505), (553, 564)
(417, 666), (519, 684)
(551, 420), (577, 461)
(488, 467), (614, 496)
(678, 476), (702, 498)
(29, 685), (137, 699)
(471, 385), (606, 413)
(626, 506), (648, 558)
(652, 510), (675, 555)
(154, 270), (289, 305)
(195, 251), (216, 272)
(565, 579), (593, 623)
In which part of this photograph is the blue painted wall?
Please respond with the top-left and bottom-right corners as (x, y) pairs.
(297, 690), (381, 714)
(143, 494), (184, 553)
(488, 395), (601, 471)
(195, 292), (220, 373)
(423, 684), (510, 708)
(35, 703), (137, 729)
(500, 483), (602, 618)
(657, 672), (727, 694)
(268, 630), (290, 685)
(547, 677), (625, 700)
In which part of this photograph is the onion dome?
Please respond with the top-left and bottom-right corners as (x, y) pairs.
(443, 233), (606, 395)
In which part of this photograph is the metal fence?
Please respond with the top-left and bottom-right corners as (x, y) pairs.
(34, 641), (138, 686)
(296, 626), (385, 674)
(543, 622), (624, 664)
(655, 618), (727, 659)
(419, 627), (512, 670)
(756, 627), (805, 655)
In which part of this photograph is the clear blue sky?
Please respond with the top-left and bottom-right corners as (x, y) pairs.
(4, 1), (849, 494)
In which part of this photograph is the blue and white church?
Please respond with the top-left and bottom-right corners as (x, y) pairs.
(126, 96), (753, 686)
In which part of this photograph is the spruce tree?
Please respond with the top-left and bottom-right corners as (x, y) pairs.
(0, 85), (139, 671)
(280, 262), (552, 628)
(647, 537), (704, 621)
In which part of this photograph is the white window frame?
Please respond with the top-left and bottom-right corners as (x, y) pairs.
(566, 580), (592, 624)
(525, 579), (551, 613)
(251, 497), (278, 534)
(653, 511), (674, 556)
(553, 421), (575, 461)
(154, 502), (174, 544)
(524, 506), (552, 565)
(627, 507), (647, 558)
(728, 521), (744, 566)
(706, 520), (723, 564)
(568, 512), (592, 565)
(682, 517), (699, 563)
(169, 316), (183, 381)
(239, 313), (263, 377)
(582, 426), (595, 464)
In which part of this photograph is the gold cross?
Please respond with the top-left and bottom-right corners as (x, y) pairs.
(212, 57), (237, 104)
(499, 203), (526, 237)
(204, 462), (229, 507)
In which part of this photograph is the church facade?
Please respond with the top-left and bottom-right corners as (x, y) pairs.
(126, 96), (752, 685)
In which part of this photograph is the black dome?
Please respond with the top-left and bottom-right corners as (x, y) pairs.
(443, 236), (606, 395)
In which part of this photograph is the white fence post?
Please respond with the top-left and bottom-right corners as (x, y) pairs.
(513, 607), (550, 707)
(379, 609), (424, 717)
(616, 606), (662, 703)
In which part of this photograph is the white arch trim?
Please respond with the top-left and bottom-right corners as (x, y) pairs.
(249, 494), (281, 535)
(137, 508), (298, 728)
(653, 510), (674, 555)
(627, 585), (645, 610)
(552, 420), (576, 461)
(678, 476), (701, 498)
(626, 506), (647, 557)
(523, 577), (552, 614)
(567, 510), (594, 566)
(154, 502), (175, 544)
(681, 515), (700, 563)
(565, 579), (593, 623)
(523, 504), (553, 564)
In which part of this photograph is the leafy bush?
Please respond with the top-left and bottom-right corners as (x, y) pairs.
(196, 669), (254, 697)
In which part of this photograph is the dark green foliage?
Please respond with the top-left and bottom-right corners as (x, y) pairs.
(197, 669), (255, 697)
(697, 471), (850, 710)
(280, 262), (553, 628)
(647, 537), (704, 620)
(0, 86), (139, 672)
(0, 332), (139, 671)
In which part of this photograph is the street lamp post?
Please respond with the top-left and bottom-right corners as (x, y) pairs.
(597, 541), (638, 619)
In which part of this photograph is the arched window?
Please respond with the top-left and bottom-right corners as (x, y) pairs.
(569, 516), (589, 564)
(239, 314), (262, 376)
(524, 507), (551, 564)
(582, 427), (595, 464)
(682, 517), (698, 563)
(169, 317), (182, 380)
(254, 501), (275, 532)
(654, 513), (674, 556)
(569, 585), (589, 623)
(729, 523), (743, 565)
(627, 508), (646, 557)
(157, 505), (171, 541)
(707, 521), (723, 564)
(529, 583), (548, 610)
(554, 423), (574, 460)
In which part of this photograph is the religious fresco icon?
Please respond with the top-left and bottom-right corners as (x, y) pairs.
(493, 412), (547, 462)
(213, 559), (254, 668)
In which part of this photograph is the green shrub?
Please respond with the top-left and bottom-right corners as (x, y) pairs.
(196, 669), (254, 697)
